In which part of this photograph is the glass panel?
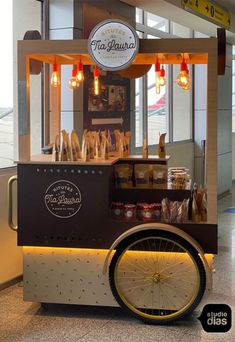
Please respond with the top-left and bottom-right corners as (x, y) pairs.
(194, 31), (209, 38)
(147, 12), (168, 32)
(0, 1), (13, 168)
(233, 46), (235, 132)
(135, 78), (142, 147)
(172, 65), (191, 141)
(136, 30), (143, 38)
(233, 92), (235, 132)
(172, 22), (191, 38)
(147, 64), (168, 146)
(135, 30), (144, 148)
(147, 34), (160, 39)
(136, 8), (143, 24)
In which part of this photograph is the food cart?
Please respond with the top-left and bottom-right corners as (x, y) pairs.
(8, 20), (219, 324)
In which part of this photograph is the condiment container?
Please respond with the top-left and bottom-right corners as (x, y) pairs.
(124, 204), (136, 220)
(111, 202), (124, 219)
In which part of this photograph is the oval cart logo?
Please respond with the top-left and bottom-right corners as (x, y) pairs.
(44, 180), (82, 218)
(88, 19), (139, 71)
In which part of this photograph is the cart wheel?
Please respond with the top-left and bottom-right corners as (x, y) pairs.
(109, 230), (206, 324)
(41, 303), (49, 310)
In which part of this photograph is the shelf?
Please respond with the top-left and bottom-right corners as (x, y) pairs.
(119, 155), (171, 162)
(115, 184), (191, 191)
(112, 187), (191, 203)
(19, 154), (118, 166)
(18, 154), (170, 166)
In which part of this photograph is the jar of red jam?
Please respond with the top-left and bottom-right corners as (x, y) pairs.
(124, 204), (136, 220)
(111, 202), (124, 219)
(152, 203), (162, 221)
(137, 203), (148, 220)
(141, 204), (154, 221)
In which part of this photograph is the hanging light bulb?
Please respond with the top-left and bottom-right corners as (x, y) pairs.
(76, 59), (84, 82)
(159, 65), (166, 86)
(182, 67), (190, 90)
(177, 57), (190, 89)
(51, 61), (60, 87)
(69, 65), (79, 90)
(155, 59), (161, 94)
(93, 65), (100, 96)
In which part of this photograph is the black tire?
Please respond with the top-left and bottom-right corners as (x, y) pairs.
(109, 229), (206, 324)
(41, 302), (49, 310)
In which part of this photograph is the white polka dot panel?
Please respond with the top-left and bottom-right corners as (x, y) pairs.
(23, 247), (117, 306)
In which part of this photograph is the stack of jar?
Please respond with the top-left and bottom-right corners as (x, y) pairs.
(111, 202), (162, 221)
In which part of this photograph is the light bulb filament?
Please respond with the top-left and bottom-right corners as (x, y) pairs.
(51, 62), (60, 87)
(94, 77), (99, 95)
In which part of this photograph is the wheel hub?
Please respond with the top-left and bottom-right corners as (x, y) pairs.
(152, 273), (162, 284)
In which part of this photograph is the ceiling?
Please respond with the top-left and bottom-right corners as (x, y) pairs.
(222, 0), (235, 13)
(121, 0), (235, 44)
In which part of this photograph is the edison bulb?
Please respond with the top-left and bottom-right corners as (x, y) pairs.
(155, 72), (161, 94)
(69, 77), (79, 90)
(76, 70), (84, 82)
(94, 77), (99, 95)
(51, 71), (60, 87)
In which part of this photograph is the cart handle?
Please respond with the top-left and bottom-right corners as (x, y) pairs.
(8, 175), (18, 231)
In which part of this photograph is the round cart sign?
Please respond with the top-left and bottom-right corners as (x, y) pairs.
(88, 19), (139, 71)
(44, 180), (82, 218)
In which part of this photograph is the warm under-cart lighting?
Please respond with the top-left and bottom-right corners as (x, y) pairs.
(76, 59), (84, 82)
(69, 65), (79, 90)
(93, 65), (100, 96)
(51, 62), (60, 87)
(177, 57), (190, 90)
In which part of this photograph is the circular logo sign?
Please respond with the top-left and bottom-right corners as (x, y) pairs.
(44, 180), (82, 218)
(88, 19), (139, 71)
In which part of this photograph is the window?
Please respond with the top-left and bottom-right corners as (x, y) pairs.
(232, 46), (235, 132)
(136, 8), (143, 24)
(171, 23), (192, 142)
(134, 8), (192, 149)
(135, 77), (142, 147)
(172, 64), (192, 141)
(0, 1), (13, 168)
(147, 64), (168, 145)
(147, 12), (168, 32)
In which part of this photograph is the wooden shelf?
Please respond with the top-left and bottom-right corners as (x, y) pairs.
(112, 187), (191, 203)
(18, 154), (171, 166)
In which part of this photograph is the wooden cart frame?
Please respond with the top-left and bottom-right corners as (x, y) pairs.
(17, 37), (217, 224)
(10, 35), (218, 324)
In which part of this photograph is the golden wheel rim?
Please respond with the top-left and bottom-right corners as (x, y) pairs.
(114, 237), (201, 320)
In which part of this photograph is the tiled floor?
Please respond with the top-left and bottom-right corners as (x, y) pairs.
(0, 191), (235, 341)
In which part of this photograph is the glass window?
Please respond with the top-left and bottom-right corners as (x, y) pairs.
(147, 34), (168, 145)
(147, 12), (168, 32)
(172, 64), (192, 141)
(133, 8), (193, 150)
(135, 77), (143, 147)
(147, 64), (168, 145)
(0, 1), (13, 168)
(232, 46), (235, 132)
(172, 22), (191, 38)
(136, 8), (143, 24)
(135, 30), (144, 148)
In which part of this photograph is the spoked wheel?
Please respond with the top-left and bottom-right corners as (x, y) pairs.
(109, 230), (206, 324)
